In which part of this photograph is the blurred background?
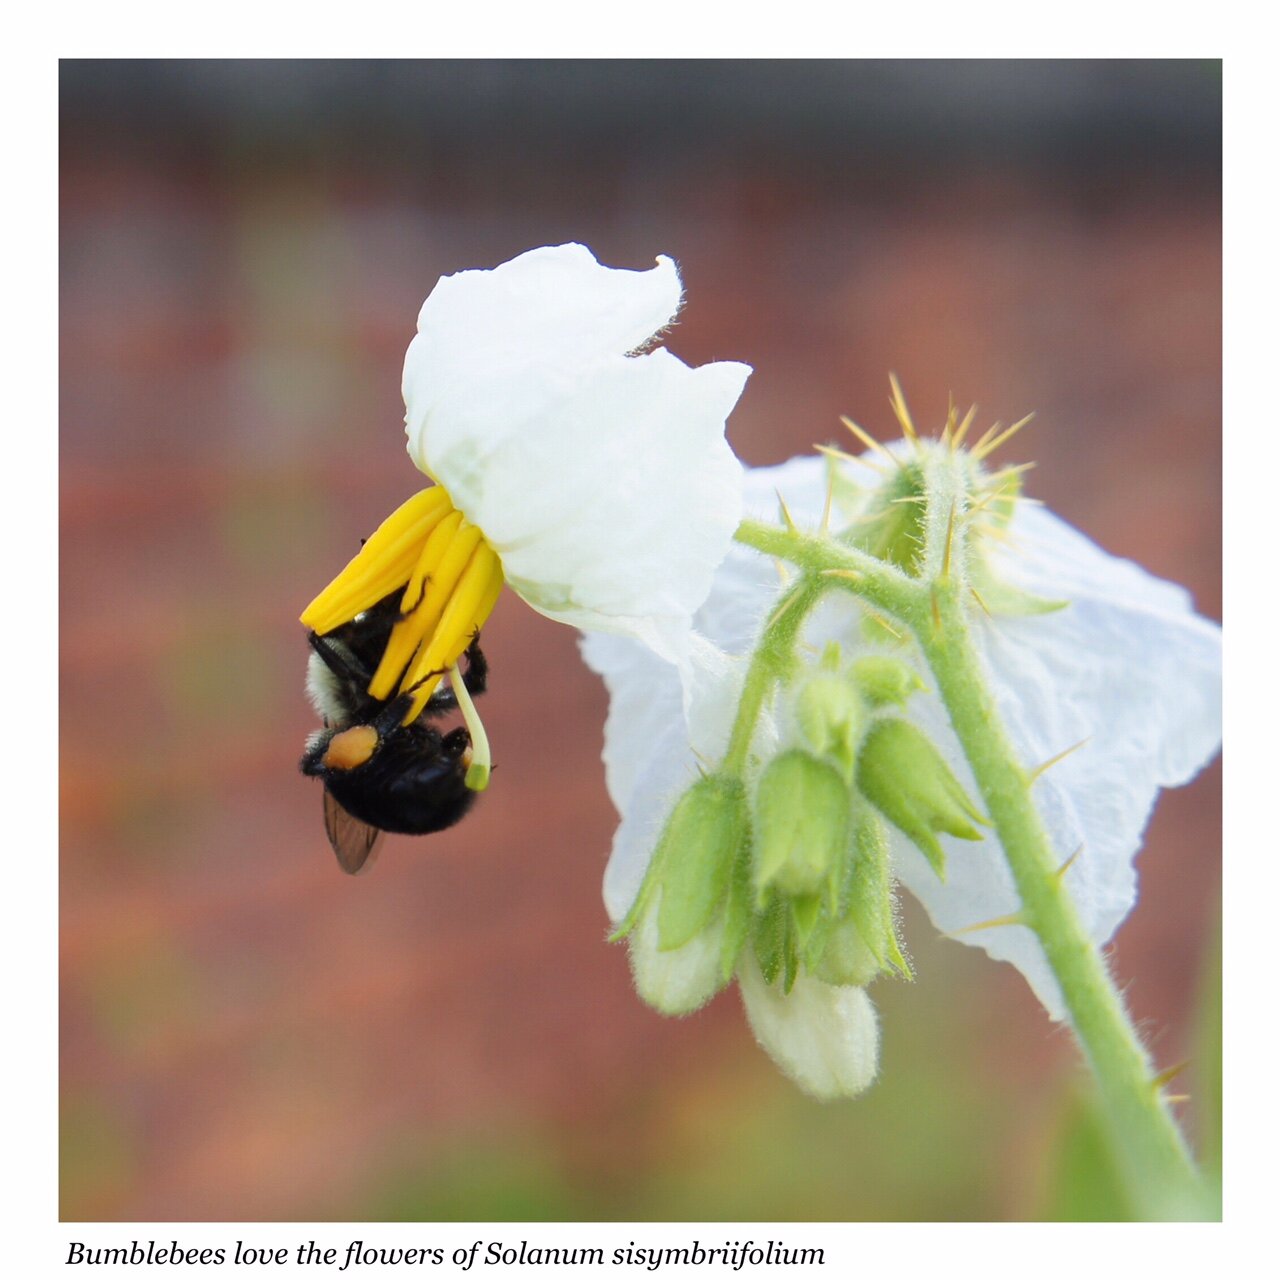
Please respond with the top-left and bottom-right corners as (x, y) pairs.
(60, 60), (1221, 1222)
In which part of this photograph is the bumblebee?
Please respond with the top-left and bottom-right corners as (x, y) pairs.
(300, 591), (488, 874)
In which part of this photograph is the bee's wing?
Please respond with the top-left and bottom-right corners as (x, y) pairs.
(323, 789), (385, 875)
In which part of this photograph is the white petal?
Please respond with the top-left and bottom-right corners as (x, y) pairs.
(742, 453), (836, 524)
(583, 631), (755, 923)
(738, 954), (880, 1100)
(406, 245), (681, 408)
(580, 631), (685, 818)
(689, 455), (836, 654)
(402, 245), (750, 656)
(581, 630), (694, 920)
(892, 503), (1221, 1017)
(470, 351), (747, 633)
(600, 698), (695, 924)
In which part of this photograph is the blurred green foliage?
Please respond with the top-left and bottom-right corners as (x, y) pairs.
(61, 1095), (138, 1221)
(1040, 1090), (1136, 1221)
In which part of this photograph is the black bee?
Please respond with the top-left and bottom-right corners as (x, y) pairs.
(300, 590), (488, 874)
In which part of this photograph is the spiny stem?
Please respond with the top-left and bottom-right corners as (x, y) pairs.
(732, 512), (1207, 1219)
(919, 582), (1202, 1217)
(721, 577), (818, 777)
(734, 519), (922, 620)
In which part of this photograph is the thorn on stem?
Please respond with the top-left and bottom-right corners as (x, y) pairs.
(1054, 844), (1084, 882)
(952, 403), (978, 449)
(839, 416), (904, 470)
(819, 441), (885, 476)
(867, 612), (905, 641)
(887, 372), (919, 445)
(1028, 738), (1091, 783)
(948, 911), (1029, 937)
(766, 589), (805, 628)
(1150, 1060), (1191, 1091)
(969, 585), (993, 618)
(941, 502), (957, 579)
(775, 489), (799, 534)
(820, 468), (835, 535)
(973, 412), (1035, 461)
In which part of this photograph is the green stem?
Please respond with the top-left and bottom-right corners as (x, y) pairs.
(721, 576), (819, 776)
(733, 517), (1206, 1219)
(920, 582), (1202, 1218)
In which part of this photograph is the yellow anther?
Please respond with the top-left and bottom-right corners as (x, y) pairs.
(300, 487), (454, 633)
(399, 543), (504, 723)
(368, 512), (480, 700)
(399, 508), (462, 616)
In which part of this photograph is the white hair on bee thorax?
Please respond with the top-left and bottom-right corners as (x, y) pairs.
(306, 648), (349, 725)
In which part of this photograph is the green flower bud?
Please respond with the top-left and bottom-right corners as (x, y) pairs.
(856, 718), (986, 878)
(811, 916), (881, 987)
(851, 656), (925, 709)
(752, 897), (797, 991)
(610, 774), (752, 1012)
(844, 458), (927, 573)
(649, 774), (750, 952)
(845, 815), (912, 978)
(965, 468), (1065, 616)
(808, 814), (910, 985)
(793, 673), (864, 779)
(753, 749), (851, 904)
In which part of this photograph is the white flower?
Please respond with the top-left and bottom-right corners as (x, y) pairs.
(302, 243), (751, 753)
(583, 451), (1222, 1052)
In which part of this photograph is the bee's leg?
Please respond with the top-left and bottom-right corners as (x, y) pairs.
(373, 662), (454, 729)
(371, 690), (420, 735)
(458, 633), (488, 697)
(403, 638), (487, 717)
(299, 727), (336, 776)
(307, 631), (373, 686)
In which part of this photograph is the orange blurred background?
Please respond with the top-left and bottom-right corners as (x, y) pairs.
(60, 60), (1221, 1221)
